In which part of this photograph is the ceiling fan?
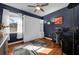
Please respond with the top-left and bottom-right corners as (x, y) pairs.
(28, 3), (48, 12)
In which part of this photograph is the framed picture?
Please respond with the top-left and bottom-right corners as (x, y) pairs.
(52, 16), (64, 25)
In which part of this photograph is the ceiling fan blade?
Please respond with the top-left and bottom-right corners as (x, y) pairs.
(40, 8), (44, 12)
(34, 9), (37, 12)
(41, 3), (48, 7)
(28, 5), (36, 7)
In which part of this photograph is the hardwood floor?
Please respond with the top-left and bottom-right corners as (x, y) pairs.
(8, 38), (62, 55)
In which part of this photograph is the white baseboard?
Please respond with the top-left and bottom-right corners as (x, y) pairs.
(8, 40), (24, 45)
(44, 37), (52, 40)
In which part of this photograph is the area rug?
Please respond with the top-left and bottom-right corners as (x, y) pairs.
(13, 40), (48, 55)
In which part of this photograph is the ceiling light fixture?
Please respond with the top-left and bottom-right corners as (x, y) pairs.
(35, 7), (40, 10)
(28, 3), (48, 12)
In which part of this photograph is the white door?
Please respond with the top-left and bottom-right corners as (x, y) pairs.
(23, 15), (44, 42)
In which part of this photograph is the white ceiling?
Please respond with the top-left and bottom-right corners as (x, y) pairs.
(4, 3), (69, 16)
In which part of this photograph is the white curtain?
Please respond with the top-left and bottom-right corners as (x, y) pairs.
(2, 9), (10, 40)
(17, 13), (23, 39)
(23, 15), (44, 42)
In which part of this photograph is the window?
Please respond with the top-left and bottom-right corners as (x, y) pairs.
(9, 15), (22, 33)
(9, 16), (17, 33)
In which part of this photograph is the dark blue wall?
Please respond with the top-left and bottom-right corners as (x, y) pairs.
(74, 5), (79, 27)
(43, 5), (79, 37)
(0, 5), (3, 23)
